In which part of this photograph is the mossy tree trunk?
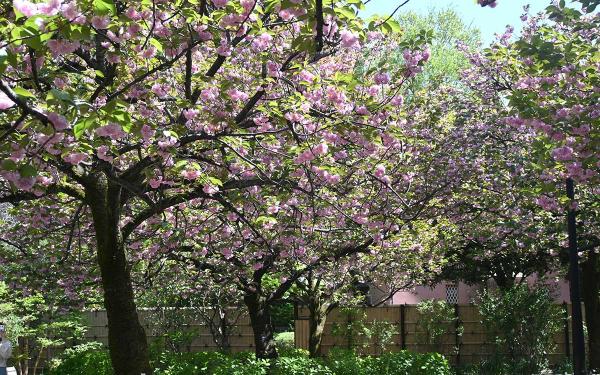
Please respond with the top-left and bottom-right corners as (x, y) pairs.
(308, 295), (331, 358)
(87, 177), (152, 375)
(244, 291), (278, 360)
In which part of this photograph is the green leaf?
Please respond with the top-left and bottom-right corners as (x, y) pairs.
(108, 110), (132, 132)
(174, 160), (188, 169)
(207, 176), (223, 186)
(264, 0), (279, 13)
(255, 216), (277, 225)
(335, 6), (356, 20)
(19, 164), (37, 178)
(73, 117), (96, 139)
(13, 87), (35, 98)
(47, 89), (72, 103)
(382, 19), (402, 34)
(1, 159), (17, 171)
(0, 49), (7, 74)
(93, 0), (116, 15)
(149, 38), (163, 53)
(11, 26), (43, 49)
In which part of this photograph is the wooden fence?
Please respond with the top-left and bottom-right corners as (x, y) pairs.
(32, 304), (577, 370)
(80, 308), (257, 352)
(294, 303), (577, 365)
(35, 308), (256, 371)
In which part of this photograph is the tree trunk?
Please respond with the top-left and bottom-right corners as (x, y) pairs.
(87, 180), (152, 375)
(244, 292), (277, 359)
(307, 295), (329, 357)
(582, 249), (600, 372)
(219, 308), (232, 353)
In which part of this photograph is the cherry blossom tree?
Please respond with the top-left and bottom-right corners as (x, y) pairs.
(464, 1), (599, 371)
(0, 0), (435, 371)
(438, 75), (562, 290)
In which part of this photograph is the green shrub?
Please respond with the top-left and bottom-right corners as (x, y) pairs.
(367, 320), (398, 355)
(330, 308), (397, 355)
(47, 347), (451, 375)
(153, 351), (226, 374)
(326, 349), (366, 375)
(50, 347), (270, 375)
(331, 309), (371, 353)
(211, 356), (268, 375)
(274, 331), (295, 354)
(476, 284), (562, 374)
(416, 300), (460, 354)
(411, 352), (452, 375)
(280, 348), (310, 358)
(364, 351), (451, 375)
(154, 351), (268, 375)
(272, 355), (333, 375)
(47, 342), (112, 375)
(326, 348), (451, 375)
(362, 351), (413, 373)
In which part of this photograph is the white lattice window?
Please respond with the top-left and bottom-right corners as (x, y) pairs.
(446, 283), (458, 304)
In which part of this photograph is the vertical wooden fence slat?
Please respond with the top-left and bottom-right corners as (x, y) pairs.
(295, 320), (309, 350)
(400, 304), (406, 350)
(454, 303), (461, 366)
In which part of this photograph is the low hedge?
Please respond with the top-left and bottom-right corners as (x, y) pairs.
(47, 342), (112, 375)
(48, 344), (451, 375)
(326, 349), (452, 375)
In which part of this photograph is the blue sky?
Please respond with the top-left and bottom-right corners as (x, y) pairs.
(361, 0), (554, 44)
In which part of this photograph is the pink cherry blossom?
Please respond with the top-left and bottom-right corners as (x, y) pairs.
(151, 83), (168, 98)
(91, 15), (110, 29)
(141, 46), (156, 59)
(536, 195), (560, 212)
(222, 248), (233, 259)
(0, 91), (15, 110)
(38, 0), (62, 15)
(252, 33), (273, 52)
(47, 40), (81, 58)
(140, 125), (155, 142)
(252, 263), (263, 270)
(96, 123), (127, 140)
(216, 42), (231, 57)
(227, 89), (249, 102)
(125, 7), (140, 20)
(183, 109), (199, 120)
(97, 145), (113, 162)
(47, 112), (70, 131)
(181, 169), (201, 180)
(63, 152), (88, 165)
(373, 72), (390, 85)
(60, 2), (85, 23)
(551, 146), (574, 161)
(212, 0), (228, 8)
(148, 177), (162, 189)
(13, 0), (41, 17)
(339, 29), (360, 49)
(203, 184), (219, 195)
(313, 143), (328, 156)
(267, 204), (280, 214)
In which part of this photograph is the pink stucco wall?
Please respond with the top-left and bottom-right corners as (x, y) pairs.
(391, 274), (571, 305)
